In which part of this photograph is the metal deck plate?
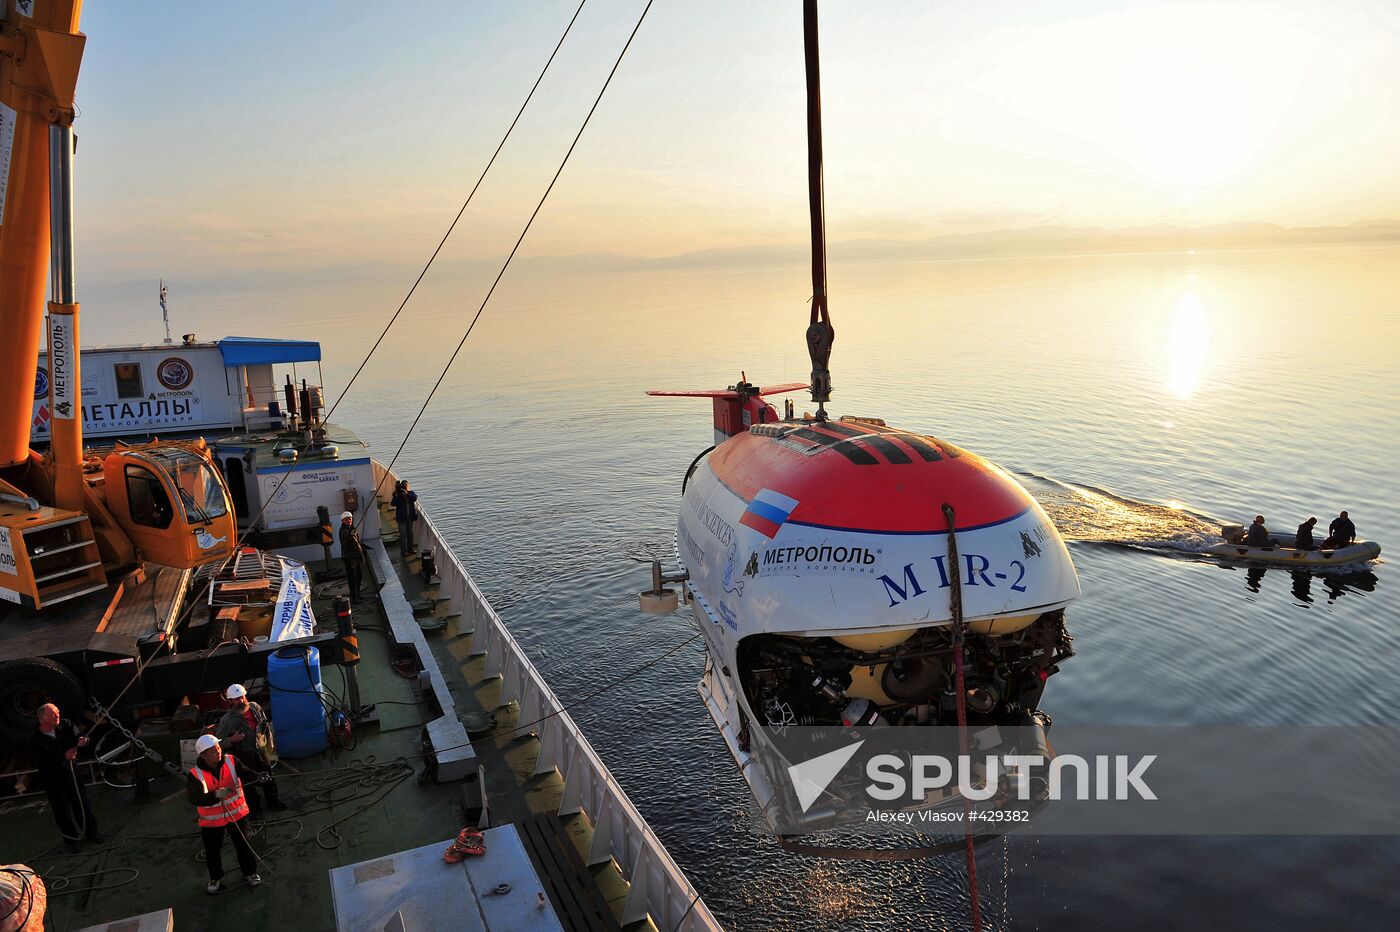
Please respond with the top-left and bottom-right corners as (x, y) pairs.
(330, 825), (565, 932)
(73, 909), (174, 932)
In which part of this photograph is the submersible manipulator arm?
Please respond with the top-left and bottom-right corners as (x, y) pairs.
(803, 0), (834, 421)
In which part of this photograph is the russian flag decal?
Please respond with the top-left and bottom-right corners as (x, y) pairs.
(740, 489), (800, 538)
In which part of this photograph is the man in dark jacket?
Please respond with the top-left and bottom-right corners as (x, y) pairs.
(31, 704), (102, 852)
(390, 480), (419, 557)
(339, 510), (366, 601)
(215, 683), (284, 817)
(1295, 517), (1318, 551)
(1326, 511), (1356, 549)
(1244, 515), (1273, 547)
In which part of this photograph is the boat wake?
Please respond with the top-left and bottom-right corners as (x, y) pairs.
(1015, 471), (1223, 557)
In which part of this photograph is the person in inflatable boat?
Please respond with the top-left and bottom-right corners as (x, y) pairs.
(1295, 517), (1318, 551)
(1244, 516), (1276, 547)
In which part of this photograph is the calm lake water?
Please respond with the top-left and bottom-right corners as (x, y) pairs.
(104, 243), (1400, 928)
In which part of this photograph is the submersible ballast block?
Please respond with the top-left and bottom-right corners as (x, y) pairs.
(639, 589), (679, 613)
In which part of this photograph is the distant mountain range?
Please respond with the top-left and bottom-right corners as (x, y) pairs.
(630, 219), (1400, 270)
(86, 219), (1400, 309)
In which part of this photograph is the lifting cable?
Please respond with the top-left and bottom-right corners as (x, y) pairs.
(942, 501), (983, 932)
(359, 0), (659, 519)
(177, 0), (594, 574)
(77, 0), (594, 740)
(308, 0), (590, 442)
(53, 1), (662, 892)
(113, 0), (651, 725)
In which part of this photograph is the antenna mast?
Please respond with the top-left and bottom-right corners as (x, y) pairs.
(160, 279), (172, 344)
(803, 0), (835, 421)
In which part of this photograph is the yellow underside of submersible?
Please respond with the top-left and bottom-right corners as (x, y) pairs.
(829, 613), (1039, 652)
(830, 615), (1041, 705)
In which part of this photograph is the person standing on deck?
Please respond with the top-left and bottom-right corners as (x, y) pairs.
(214, 684), (284, 818)
(30, 704), (102, 853)
(1326, 511), (1356, 548)
(187, 733), (260, 894)
(391, 480), (419, 557)
(339, 511), (366, 602)
(1295, 517), (1318, 551)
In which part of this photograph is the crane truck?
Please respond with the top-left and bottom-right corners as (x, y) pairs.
(0, 0), (354, 752)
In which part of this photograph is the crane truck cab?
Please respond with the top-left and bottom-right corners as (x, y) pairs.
(99, 443), (235, 569)
(1, 441), (236, 610)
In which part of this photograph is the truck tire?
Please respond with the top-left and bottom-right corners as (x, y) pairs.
(0, 658), (87, 751)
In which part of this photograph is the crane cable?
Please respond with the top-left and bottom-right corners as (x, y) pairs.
(802, 0), (835, 419)
(309, 0), (590, 441)
(234, 0), (594, 539)
(943, 501), (983, 932)
(359, 0), (658, 518)
(75, 0), (593, 740)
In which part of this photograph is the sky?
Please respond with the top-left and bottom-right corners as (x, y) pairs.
(66, 0), (1400, 286)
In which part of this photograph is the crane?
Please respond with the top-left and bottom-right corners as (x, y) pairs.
(1, 0), (235, 612)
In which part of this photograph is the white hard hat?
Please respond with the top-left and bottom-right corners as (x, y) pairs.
(195, 733), (220, 754)
(341, 511), (353, 521)
(224, 683), (247, 700)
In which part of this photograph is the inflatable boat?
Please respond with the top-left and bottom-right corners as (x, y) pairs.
(1208, 525), (1382, 567)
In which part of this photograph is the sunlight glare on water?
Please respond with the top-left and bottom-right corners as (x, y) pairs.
(1167, 291), (1210, 398)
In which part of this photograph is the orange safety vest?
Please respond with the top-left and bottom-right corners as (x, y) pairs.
(191, 756), (250, 828)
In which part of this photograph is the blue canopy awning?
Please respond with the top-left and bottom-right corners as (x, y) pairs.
(217, 336), (322, 366)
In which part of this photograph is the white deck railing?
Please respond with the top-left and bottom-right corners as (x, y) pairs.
(373, 462), (719, 932)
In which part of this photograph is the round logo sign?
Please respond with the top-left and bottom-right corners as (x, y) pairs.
(156, 356), (195, 391)
(34, 367), (49, 400)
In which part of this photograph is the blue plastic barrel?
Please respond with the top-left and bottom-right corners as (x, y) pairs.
(267, 645), (327, 758)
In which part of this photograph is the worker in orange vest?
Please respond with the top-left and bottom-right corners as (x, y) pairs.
(186, 733), (260, 894)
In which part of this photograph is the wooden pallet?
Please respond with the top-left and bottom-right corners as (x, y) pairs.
(518, 813), (621, 932)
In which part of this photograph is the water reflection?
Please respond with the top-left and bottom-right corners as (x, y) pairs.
(1167, 293), (1210, 398)
(1291, 570), (1314, 604)
(1227, 564), (1379, 604)
(1324, 570), (1379, 603)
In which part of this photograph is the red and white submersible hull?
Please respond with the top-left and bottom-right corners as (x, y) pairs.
(669, 412), (1080, 828)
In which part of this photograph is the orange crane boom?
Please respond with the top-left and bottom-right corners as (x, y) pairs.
(0, 0), (84, 476)
(1, 2), (237, 611)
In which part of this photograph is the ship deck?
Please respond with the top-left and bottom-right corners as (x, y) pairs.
(0, 488), (636, 930)
(214, 422), (372, 470)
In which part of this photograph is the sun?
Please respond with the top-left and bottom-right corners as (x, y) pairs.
(1119, 49), (1257, 190)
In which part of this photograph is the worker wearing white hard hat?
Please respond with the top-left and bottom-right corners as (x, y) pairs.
(187, 729), (259, 893)
(339, 509), (367, 602)
(215, 684), (283, 816)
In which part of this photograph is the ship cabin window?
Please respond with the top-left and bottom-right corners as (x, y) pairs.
(223, 456), (249, 519)
(125, 465), (174, 529)
(114, 362), (144, 399)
